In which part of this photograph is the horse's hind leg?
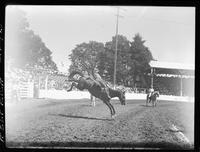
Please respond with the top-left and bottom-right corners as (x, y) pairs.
(104, 100), (115, 118)
(109, 102), (115, 116)
(108, 101), (116, 118)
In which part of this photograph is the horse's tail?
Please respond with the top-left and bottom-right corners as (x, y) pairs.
(69, 70), (84, 79)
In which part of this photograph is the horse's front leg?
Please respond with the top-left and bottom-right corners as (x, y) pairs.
(66, 82), (77, 92)
(146, 99), (148, 106)
(146, 95), (150, 106)
(152, 100), (156, 107)
(146, 95), (148, 106)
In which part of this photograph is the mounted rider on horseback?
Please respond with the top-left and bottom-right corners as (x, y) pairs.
(146, 87), (160, 107)
(147, 88), (154, 99)
(91, 68), (111, 100)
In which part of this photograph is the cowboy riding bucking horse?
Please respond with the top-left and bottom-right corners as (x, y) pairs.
(64, 69), (126, 118)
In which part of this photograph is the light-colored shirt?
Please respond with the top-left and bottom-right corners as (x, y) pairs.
(149, 88), (154, 93)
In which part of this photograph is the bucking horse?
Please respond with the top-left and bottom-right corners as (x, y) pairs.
(65, 70), (126, 118)
(146, 91), (160, 107)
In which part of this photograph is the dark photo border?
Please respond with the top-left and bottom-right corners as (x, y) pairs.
(0, 0), (199, 151)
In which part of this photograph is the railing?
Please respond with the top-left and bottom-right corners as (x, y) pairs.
(5, 81), (34, 101)
(123, 87), (147, 94)
(19, 81), (34, 98)
(134, 88), (147, 94)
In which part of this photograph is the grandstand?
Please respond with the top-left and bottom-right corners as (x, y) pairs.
(147, 60), (194, 97)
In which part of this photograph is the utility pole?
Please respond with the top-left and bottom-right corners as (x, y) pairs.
(113, 7), (119, 89)
(113, 7), (124, 89)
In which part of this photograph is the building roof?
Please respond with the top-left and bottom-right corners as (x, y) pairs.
(149, 60), (195, 71)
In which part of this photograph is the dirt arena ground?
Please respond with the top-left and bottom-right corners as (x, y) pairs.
(5, 98), (194, 149)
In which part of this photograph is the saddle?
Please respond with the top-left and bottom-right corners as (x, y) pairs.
(148, 92), (153, 98)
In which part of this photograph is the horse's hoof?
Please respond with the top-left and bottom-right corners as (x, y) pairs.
(111, 114), (116, 119)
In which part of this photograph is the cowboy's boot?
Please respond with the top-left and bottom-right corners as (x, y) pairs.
(105, 87), (111, 100)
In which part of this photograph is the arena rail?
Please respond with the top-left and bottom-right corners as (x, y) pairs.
(39, 89), (194, 102)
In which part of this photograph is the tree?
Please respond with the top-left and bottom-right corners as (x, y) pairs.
(68, 34), (155, 88)
(5, 7), (57, 72)
(129, 33), (154, 88)
(104, 35), (130, 85)
(68, 41), (105, 76)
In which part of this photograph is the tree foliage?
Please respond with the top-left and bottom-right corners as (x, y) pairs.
(130, 33), (153, 71)
(68, 34), (154, 88)
(68, 41), (104, 76)
(69, 34), (153, 87)
(6, 7), (57, 72)
(104, 35), (131, 84)
(129, 33), (154, 87)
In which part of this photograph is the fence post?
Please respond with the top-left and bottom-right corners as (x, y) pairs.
(151, 68), (154, 89)
(180, 75), (183, 96)
(45, 75), (49, 98)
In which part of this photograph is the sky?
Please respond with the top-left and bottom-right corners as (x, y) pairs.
(6, 6), (195, 72)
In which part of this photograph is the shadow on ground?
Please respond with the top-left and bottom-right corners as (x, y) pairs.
(49, 113), (113, 121)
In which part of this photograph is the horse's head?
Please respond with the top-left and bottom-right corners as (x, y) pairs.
(154, 91), (160, 97)
(119, 89), (126, 105)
